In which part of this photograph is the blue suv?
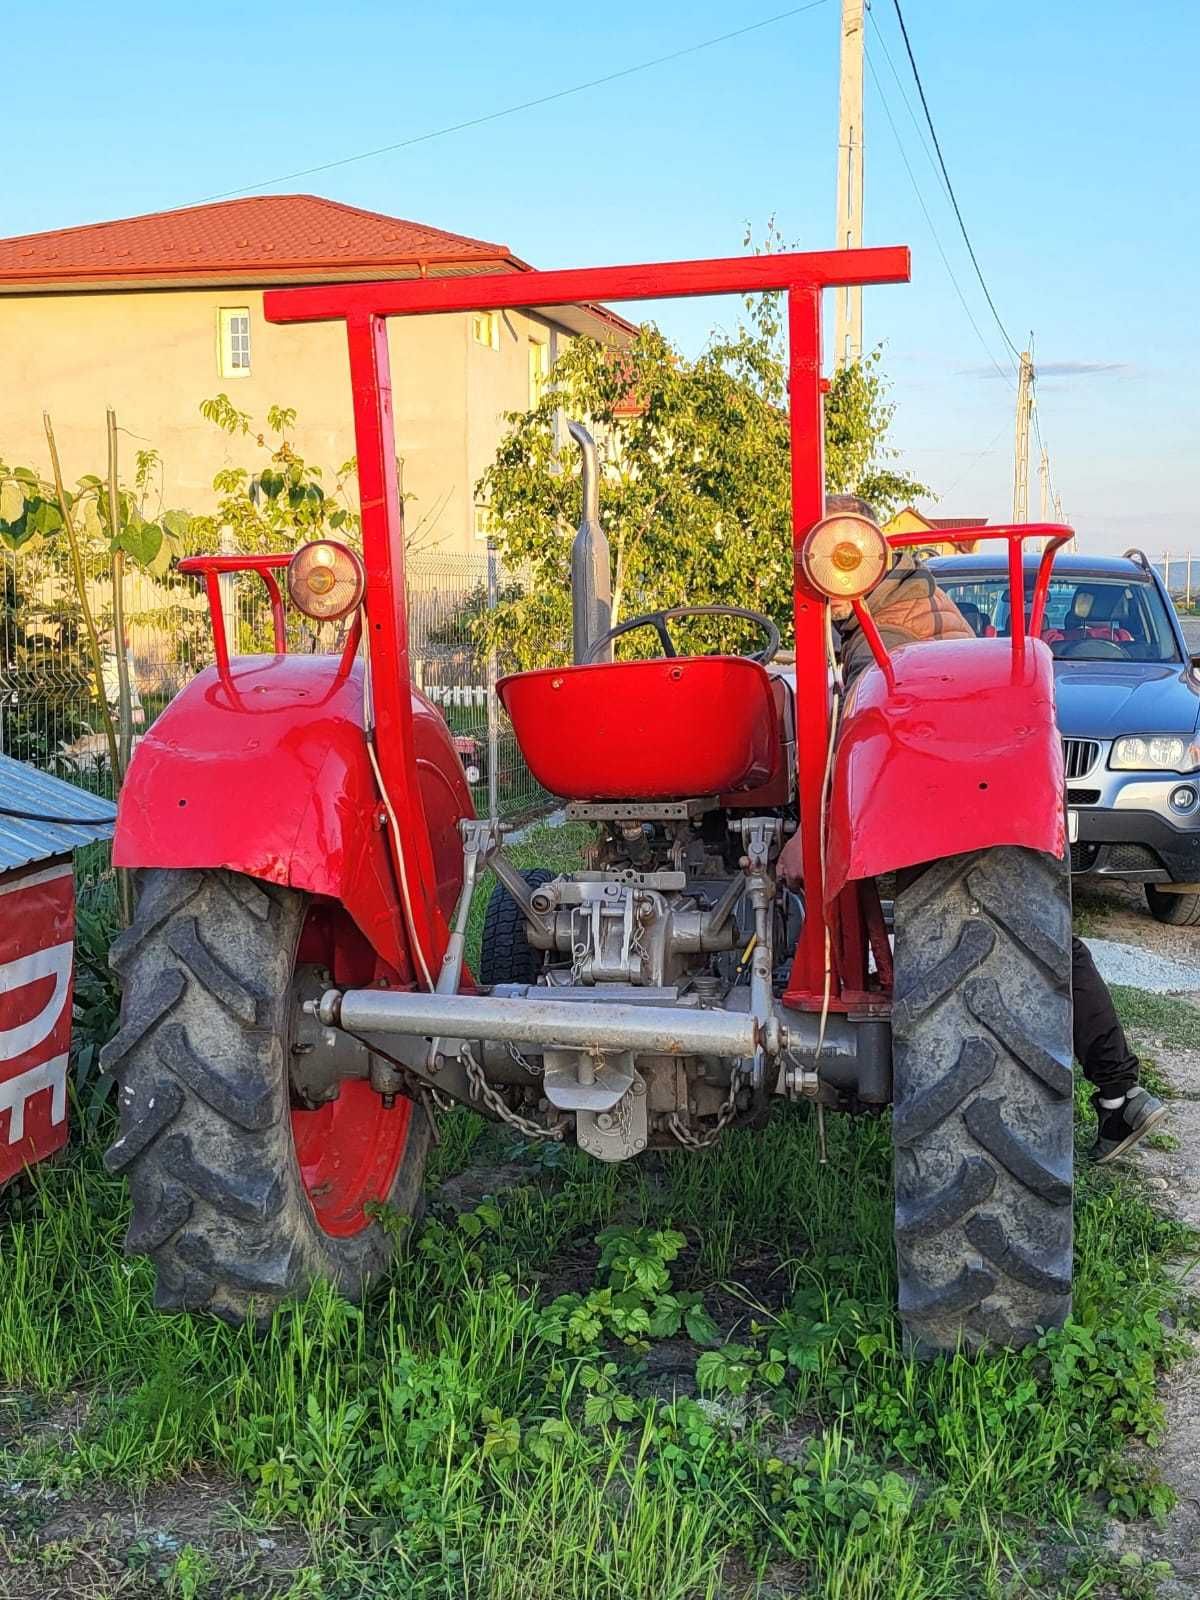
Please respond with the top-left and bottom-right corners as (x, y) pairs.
(931, 549), (1200, 926)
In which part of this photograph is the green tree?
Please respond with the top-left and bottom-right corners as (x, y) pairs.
(475, 289), (928, 672)
(0, 432), (191, 794)
(189, 395), (361, 558)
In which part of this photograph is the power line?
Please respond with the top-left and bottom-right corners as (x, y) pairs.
(887, 0), (1022, 361)
(941, 418), (1010, 498)
(197, 1), (833, 204)
(865, 43), (1013, 386)
(866, 6), (948, 206)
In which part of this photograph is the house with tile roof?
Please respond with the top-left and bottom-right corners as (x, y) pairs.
(883, 504), (989, 557)
(0, 194), (631, 554)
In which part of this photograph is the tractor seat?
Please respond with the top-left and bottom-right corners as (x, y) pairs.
(497, 656), (784, 801)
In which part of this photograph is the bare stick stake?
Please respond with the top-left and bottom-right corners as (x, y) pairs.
(42, 411), (124, 805)
(106, 408), (134, 923)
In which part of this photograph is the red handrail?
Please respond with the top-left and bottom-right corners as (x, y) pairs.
(885, 522), (1074, 672)
(180, 554), (290, 671)
(178, 552), (365, 683)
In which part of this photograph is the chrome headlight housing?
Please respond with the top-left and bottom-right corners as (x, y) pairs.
(1109, 734), (1200, 772)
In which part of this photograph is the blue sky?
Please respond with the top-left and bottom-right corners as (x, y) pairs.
(7, 0), (1198, 554)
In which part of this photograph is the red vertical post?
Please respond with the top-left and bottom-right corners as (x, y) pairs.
(203, 573), (231, 681)
(1007, 533), (1026, 674)
(344, 313), (447, 975)
(783, 285), (840, 1007)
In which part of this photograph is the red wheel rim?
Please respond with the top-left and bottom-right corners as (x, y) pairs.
(291, 1081), (415, 1238)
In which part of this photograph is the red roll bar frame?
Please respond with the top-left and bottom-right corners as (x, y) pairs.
(263, 247), (912, 993)
(179, 553), (362, 684)
(838, 523), (1075, 682)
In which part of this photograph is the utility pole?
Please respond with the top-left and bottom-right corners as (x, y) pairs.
(1038, 446), (1050, 520)
(1012, 350), (1035, 521)
(1053, 491), (1074, 551)
(833, 0), (865, 367)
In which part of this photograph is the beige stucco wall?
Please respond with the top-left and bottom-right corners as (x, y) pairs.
(0, 287), (562, 555)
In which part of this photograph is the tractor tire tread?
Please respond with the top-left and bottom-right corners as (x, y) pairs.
(479, 868), (554, 987)
(892, 844), (1074, 1354)
(107, 868), (430, 1322)
(894, 1156), (996, 1243)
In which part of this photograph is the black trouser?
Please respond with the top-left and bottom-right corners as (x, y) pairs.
(1072, 936), (1140, 1099)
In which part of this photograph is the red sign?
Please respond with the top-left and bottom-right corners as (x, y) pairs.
(0, 862), (74, 1184)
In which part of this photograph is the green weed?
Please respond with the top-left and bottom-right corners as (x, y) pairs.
(2, 830), (1195, 1597)
(1112, 987), (1200, 1049)
(2, 1083), (1194, 1598)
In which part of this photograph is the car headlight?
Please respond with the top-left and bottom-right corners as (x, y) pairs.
(1109, 734), (1200, 772)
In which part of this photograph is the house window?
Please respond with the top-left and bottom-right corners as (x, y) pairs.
(528, 339), (550, 407)
(471, 311), (500, 351)
(218, 308), (251, 377)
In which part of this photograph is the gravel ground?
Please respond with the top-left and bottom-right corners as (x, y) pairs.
(1086, 936), (1200, 995)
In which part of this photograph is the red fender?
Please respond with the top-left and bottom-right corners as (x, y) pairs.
(113, 656), (472, 978)
(825, 636), (1065, 902)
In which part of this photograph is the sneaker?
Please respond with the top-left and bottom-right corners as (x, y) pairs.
(1091, 1087), (1168, 1164)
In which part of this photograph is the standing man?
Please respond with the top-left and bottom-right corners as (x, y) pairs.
(784, 495), (1169, 1160)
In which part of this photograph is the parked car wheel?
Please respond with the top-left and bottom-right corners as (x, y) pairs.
(891, 846), (1074, 1355)
(101, 868), (429, 1322)
(1144, 884), (1200, 927)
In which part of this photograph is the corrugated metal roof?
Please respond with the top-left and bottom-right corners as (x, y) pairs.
(0, 753), (116, 873)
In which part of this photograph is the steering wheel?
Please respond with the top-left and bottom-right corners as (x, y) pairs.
(1060, 638), (1130, 660)
(585, 604), (781, 666)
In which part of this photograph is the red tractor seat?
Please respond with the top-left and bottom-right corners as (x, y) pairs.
(497, 656), (784, 801)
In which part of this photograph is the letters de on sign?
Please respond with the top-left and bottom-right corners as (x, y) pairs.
(0, 863), (75, 1183)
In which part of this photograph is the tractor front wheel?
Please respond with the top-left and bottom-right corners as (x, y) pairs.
(891, 846), (1074, 1354)
(101, 869), (430, 1321)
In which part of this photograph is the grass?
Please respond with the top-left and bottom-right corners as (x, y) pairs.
(1, 835), (1196, 1596)
(2, 1084), (1196, 1596)
(1110, 988), (1200, 1051)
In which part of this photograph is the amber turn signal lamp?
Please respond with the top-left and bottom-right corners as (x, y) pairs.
(800, 514), (889, 601)
(287, 540), (366, 621)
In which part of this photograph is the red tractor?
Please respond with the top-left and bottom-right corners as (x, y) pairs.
(103, 248), (1074, 1354)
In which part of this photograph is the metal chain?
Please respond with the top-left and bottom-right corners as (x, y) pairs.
(667, 1066), (746, 1150)
(459, 1045), (564, 1141)
(507, 1040), (542, 1076)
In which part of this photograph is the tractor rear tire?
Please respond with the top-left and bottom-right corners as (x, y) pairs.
(891, 846), (1074, 1354)
(478, 868), (553, 986)
(100, 869), (430, 1322)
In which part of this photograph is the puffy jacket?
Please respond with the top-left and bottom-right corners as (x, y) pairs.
(839, 558), (973, 682)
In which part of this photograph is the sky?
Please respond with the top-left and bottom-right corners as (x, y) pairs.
(5, 0), (1198, 556)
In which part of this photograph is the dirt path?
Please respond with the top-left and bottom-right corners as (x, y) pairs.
(1075, 878), (1200, 979)
(1103, 1031), (1200, 1597)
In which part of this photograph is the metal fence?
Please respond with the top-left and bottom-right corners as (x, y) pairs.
(0, 541), (549, 821)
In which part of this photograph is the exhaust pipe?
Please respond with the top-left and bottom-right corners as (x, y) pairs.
(567, 420), (612, 664)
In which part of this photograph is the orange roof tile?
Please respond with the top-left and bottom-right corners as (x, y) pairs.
(0, 193), (524, 289)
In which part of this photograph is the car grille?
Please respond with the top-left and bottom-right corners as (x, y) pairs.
(1070, 841), (1100, 872)
(1067, 788), (1101, 806)
(1106, 843), (1162, 872)
(1062, 738), (1100, 780)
